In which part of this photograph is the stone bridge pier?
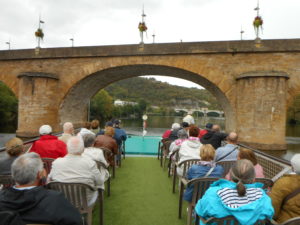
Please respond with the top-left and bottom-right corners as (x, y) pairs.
(17, 72), (61, 137)
(236, 71), (289, 150)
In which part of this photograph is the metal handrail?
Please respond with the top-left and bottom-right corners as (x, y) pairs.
(0, 129), (81, 153)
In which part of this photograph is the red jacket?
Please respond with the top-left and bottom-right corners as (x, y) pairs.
(162, 129), (172, 139)
(30, 135), (67, 159)
(198, 129), (208, 138)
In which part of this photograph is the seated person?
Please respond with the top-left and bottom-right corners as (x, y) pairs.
(177, 126), (202, 176)
(58, 122), (74, 144)
(30, 124), (67, 159)
(82, 132), (109, 167)
(169, 129), (188, 157)
(94, 126), (118, 166)
(48, 136), (105, 206)
(90, 119), (100, 135)
(0, 153), (82, 225)
(0, 137), (24, 175)
(183, 144), (223, 202)
(198, 123), (213, 138)
(270, 154), (300, 223)
(214, 132), (239, 162)
(200, 124), (227, 150)
(195, 159), (274, 225)
(225, 148), (264, 179)
(162, 123), (180, 139)
(82, 132), (109, 181)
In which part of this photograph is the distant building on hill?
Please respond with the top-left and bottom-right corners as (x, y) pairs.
(114, 99), (138, 106)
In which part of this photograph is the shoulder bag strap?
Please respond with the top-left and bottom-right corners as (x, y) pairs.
(216, 146), (238, 162)
(282, 187), (300, 206)
(204, 166), (215, 178)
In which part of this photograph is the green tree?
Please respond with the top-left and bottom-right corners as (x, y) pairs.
(0, 82), (18, 132)
(90, 90), (114, 122)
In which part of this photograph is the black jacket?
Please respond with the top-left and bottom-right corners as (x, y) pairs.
(200, 131), (228, 150)
(0, 186), (83, 225)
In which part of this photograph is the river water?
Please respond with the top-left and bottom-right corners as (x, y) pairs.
(1, 115), (300, 160)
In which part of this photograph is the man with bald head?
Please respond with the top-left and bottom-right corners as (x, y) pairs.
(59, 122), (74, 144)
(215, 132), (239, 162)
(200, 124), (227, 149)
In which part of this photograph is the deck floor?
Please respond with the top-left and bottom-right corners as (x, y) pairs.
(93, 157), (187, 225)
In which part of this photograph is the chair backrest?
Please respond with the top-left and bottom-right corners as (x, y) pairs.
(96, 161), (109, 170)
(279, 217), (300, 225)
(197, 215), (269, 225)
(161, 140), (173, 155)
(178, 159), (201, 177)
(189, 177), (219, 207)
(100, 147), (113, 161)
(47, 182), (95, 215)
(255, 178), (274, 189)
(0, 175), (15, 189)
(170, 149), (179, 162)
(216, 160), (236, 177)
(41, 158), (55, 174)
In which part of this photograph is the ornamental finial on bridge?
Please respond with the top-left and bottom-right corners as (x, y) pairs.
(138, 5), (148, 44)
(35, 15), (45, 48)
(253, 0), (263, 42)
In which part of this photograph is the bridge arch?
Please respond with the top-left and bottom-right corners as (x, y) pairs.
(59, 64), (235, 131)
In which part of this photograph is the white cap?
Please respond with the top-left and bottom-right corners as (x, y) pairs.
(39, 125), (52, 135)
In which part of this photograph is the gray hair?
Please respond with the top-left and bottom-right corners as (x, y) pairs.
(177, 129), (188, 139)
(291, 154), (300, 174)
(63, 122), (74, 133)
(171, 123), (180, 130)
(11, 152), (43, 185)
(82, 133), (96, 148)
(230, 159), (255, 196)
(67, 136), (84, 155)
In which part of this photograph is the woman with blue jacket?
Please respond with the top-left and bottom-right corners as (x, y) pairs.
(195, 159), (274, 225)
(183, 144), (224, 202)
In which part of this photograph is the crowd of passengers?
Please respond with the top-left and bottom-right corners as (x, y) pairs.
(0, 113), (300, 225)
(161, 113), (300, 224)
(0, 119), (126, 225)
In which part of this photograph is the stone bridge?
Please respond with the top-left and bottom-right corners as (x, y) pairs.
(174, 108), (224, 117)
(1, 39), (300, 150)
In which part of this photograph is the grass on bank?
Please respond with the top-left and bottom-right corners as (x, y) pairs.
(93, 157), (187, 225)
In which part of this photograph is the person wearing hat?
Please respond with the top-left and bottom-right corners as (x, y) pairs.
(0, 137), (24, 175)
(29, 125), (67, 159)
(198, 123), (213, 138)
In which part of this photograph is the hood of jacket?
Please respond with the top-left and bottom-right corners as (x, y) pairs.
(0, 187), (46, 213)
(197, 179), (274, 225)
(185, 139), (201, 149)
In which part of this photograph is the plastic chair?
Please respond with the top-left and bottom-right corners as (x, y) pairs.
(47, 182), (104, 225)
(96, 161), (111, 197)
(216, 160), (236, 177)
(160, 139), (172, 168)
(197, 215), (270, 224)
(0, 175), (14, 189)
(172, 158), (201, 193)
(41, 158), (55, 174)
(280, 217), (300, 225)
(182, 177), (219, 224)
(255, 178), (274, 189)
(101, 147), (116, 178)
(168, 149), (179, 177)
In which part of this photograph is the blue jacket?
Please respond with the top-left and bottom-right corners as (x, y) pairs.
(195, 179), (274, 225)
(183, 164), (224, 202)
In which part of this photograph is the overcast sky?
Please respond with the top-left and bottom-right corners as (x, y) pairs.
(1, 0), (299, 88)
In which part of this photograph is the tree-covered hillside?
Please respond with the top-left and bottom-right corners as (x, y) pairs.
(104, 77), (220, 109)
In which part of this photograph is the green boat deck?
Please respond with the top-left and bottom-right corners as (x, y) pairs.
(93, 156), (187, 225)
